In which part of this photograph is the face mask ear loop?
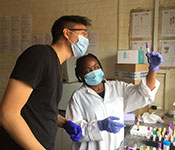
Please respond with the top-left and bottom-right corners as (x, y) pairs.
(67, 30), (79, 44)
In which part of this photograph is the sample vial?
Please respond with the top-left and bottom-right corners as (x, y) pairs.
(158, 142), (162, 150)
(153, 131), (156, 142)
(136, 119), (139, 131)
(163, 140), (171, 150)
(147, 126), (151, 140)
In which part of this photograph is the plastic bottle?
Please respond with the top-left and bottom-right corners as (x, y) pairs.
(163, 140), (171, 150)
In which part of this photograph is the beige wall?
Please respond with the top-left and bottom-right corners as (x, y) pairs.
(0, 0), (118, 102)
(0, 0), (175, 110)
(118, 0), (154, 49)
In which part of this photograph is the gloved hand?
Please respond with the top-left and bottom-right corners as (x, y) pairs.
(98, 116), (125, 133)
(63, 120), (82, 141)
(146, 51), (163, 71)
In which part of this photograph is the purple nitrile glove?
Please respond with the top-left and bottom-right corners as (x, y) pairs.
(63, 120), (82, 141)
(98, 116), (126, 133)
(146, 51), (163, 71)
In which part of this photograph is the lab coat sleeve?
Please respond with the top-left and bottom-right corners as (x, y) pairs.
(65, 97), (103, 142)
(124, 78), (160, 113)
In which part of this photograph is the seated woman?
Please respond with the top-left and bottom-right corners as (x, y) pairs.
(65, 52), (163, 150)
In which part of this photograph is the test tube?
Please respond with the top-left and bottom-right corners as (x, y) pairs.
(170, 135), (174, 143)
(158, 142), (162, 150)
(139, 145), (143, 150)
(147, 126), (151, 140)
(146, 43), (150, 53)
(159, 134), (162, 142)
(136, 119), (139, 131)
(158, 127), (162, 134)
(133, 144), (137, 150)
(126, 145), (130, 150)
(173, 138), (175, 146)
(153, 131), (156, 142)
(163, 140), (171, 150)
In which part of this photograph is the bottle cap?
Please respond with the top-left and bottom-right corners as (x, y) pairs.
(158, 142), (162, 148)
(146, 43), (149, 48)
(163, 140), (171, 146)
(126, 145), (130, 150)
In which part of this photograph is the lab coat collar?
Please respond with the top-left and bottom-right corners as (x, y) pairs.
(83, 79), (112, 100)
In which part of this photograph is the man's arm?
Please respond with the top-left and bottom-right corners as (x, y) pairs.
(0, 79), (46, 150)
(57, 114), (82, 141)
(57, 114), (68, 127)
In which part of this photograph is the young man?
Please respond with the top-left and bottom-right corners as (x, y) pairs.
(0, 15), (91, 150)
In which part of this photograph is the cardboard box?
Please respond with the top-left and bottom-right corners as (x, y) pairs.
(115, 63), (149, 72)
(114, 64), (149, 84)
(117, 50), (145, 64)
(133, 105), (149, 116)
(115, 77), (142, 84)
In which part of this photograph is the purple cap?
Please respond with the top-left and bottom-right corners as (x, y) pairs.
(126, 145), (130, 150)
(167, 130), (170, 134)
(146, 43), (149, 48)
(169, 123), (173, 129)
(158, 142), (162, 148)
(147, 126), (150, 130)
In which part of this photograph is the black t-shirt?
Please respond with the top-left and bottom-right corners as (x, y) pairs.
(7, 45), (62, 150)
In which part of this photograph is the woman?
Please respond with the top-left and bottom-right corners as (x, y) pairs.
(66, 53), (162, 150)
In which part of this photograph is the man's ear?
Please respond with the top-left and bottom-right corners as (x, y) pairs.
(63, 28), (70, 39)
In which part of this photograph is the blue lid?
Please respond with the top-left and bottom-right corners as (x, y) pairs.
(163, 140), (171, 146)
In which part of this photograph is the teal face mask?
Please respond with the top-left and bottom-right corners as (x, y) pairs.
(84, 69), (104, 86)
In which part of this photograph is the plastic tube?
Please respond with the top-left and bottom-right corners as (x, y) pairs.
(163, 140), (171, 150)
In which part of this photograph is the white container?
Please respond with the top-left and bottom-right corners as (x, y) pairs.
(117, 50), (144, 64)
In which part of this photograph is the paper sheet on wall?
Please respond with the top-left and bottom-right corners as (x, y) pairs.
(20, 14), (32, 52)
(32, 33), (45, 45)
(161, 40), (175, 67)
(0, 16), (11, 53)
(45, 33), (52, 45)
(131, 11), (152, 38)
(32, 33), (52, 45)
(86, 30), (98, 53)
(131, 40), (152, 63)
(11, 16), (21, 53)
(161, 9), (175, 37)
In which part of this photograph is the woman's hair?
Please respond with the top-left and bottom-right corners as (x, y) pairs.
(51, 15), (91, 44)
(75, 53), (103, 82)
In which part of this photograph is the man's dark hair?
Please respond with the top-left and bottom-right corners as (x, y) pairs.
(75, 53), (103, 82)
(51, 15), (91, 44)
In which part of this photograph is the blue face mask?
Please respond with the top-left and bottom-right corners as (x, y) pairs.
(84, 69), (104, 86)
(69, 33), (89, 57)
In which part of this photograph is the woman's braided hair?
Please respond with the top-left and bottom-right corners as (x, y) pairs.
(75, 53), (103, 82)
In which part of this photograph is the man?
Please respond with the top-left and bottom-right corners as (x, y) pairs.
(0, 15), (91, 150)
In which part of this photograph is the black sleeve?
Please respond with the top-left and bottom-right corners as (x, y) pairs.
(10, 45), (47, 88)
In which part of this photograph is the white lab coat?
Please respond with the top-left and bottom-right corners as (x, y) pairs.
(65, 78), (160, 150)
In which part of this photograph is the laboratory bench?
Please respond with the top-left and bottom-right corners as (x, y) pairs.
(119, 116), (175, 150)
(56, 109), (175, 150)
